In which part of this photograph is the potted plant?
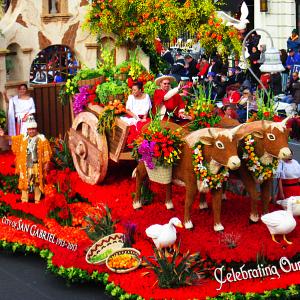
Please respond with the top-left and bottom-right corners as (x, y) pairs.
(131, 114), (184, 184)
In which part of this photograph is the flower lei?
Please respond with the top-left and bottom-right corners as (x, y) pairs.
(192, 142), (229, 190)
(242, 135), (278, 182)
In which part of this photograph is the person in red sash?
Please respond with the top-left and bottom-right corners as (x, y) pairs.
(276, 157), (300, 199)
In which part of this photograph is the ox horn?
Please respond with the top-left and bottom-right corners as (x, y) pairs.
(281, 116), (291, 127)
(208, 128), (217, 139)
(229, 123), (244, 136)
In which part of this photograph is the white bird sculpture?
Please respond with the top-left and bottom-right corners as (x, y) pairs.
(217, 2), (249, 31)
(261, 197), (300, 244)
(277, 196), (300, 216)
(145, 217), (183, 250)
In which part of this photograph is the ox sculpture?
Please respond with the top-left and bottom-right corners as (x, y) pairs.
(133, 122), (245, 230)
(201, 118), (292, 231)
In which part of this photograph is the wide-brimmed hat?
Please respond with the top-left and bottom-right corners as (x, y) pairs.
(155, 75), (176, 86)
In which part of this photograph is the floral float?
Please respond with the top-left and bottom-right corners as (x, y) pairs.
(1, 150), (300, 299)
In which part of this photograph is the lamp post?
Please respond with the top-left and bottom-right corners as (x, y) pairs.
(242, 28), (285, 120)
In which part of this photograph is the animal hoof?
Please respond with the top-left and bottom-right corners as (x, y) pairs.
(222, 193), (227, 201)
(133, 201), (142, 209)
(249, 214), (259, 223)
(199, 202), (208, 210)
(184, 220), (193, 229)
(165, 202), (174, 210)
(214, 223), (224, 232)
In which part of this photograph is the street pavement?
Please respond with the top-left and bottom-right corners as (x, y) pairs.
(0, 140), (299, 300)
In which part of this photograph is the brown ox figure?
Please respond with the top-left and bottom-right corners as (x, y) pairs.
(204, 118), (292, 231)
(133, 122), (244, 230)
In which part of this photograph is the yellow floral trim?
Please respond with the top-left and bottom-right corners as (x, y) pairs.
(242, 135), (278, 183)
(192, 142), (229, 190)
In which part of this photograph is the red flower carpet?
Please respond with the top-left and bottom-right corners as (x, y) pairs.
(1, 151), (300, 299)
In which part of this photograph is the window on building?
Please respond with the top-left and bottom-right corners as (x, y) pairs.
(30, 45), (79, 84)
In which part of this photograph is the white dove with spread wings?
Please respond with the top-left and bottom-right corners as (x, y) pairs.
(217, 2), (249, 31)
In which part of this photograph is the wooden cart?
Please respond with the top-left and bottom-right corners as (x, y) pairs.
(68, 76), (134, 185)
(69, 103), (134, 185)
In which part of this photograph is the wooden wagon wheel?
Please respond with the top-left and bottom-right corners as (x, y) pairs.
(69, 112), (108, 185)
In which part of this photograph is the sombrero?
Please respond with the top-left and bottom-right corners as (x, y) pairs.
(155, 75), (176, 86)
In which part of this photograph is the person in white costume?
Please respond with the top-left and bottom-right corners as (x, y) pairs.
(121, 82), (152, 126)
(3, 84), (36, 137)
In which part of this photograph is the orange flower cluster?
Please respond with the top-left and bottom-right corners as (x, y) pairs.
(198, 15), (241, 57)
(104, 99), (126, 115)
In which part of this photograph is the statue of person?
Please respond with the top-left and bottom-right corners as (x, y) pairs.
(0, 117), (52, 203)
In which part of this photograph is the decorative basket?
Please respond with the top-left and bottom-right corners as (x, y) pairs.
(85, 233), (125, 265)
(145, 164), (172, 184)
(106, 248), (141, 274)
(78, 76), (106, 87)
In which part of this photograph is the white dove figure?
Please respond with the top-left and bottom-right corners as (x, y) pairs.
(145, 217), (183, 251)
(261, 197), (300, 244)
(217, 2), (249, 31)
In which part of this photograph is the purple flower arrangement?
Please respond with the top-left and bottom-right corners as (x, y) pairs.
(72, 85), (90, 115)
(138, 140), (156, 169)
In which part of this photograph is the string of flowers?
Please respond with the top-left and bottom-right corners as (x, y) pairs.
(242, 135), (279, 183)
(192, 142), (229, 190)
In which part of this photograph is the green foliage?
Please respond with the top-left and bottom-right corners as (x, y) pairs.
(0, 109), (6, 129)
(84, 0), (215, 47)
(0, 174), (20, 194)
(59, 68), (105, 105)
(50, 137), (75, 171)
(96, 46), (116, 78)
(84, 205), (118, 241)
(143, 81), (157, 99)
(96, 80), (129, 105)
(143, 243), (206, 288)
(186, 85), (221, 131)
(0, 202), (10, 217)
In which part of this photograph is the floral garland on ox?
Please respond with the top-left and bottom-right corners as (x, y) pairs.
(193, 142), (229, 190)
(242, 135), (278, 183)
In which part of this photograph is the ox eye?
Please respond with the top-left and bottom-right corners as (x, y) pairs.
(267, 133), (275, 141)
(215, 141), (224, 149)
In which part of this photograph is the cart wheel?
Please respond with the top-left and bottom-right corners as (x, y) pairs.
(69, 112), (108, 185)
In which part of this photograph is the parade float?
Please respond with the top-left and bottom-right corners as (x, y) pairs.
(1, 1), (300, 299)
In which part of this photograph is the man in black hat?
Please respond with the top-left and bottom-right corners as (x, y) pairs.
(184, 54), (198, 80)
(287, 28), (300, 53)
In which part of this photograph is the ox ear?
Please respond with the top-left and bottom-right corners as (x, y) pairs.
(198, 136), (213, 146)
(252, 131), (264, 139)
